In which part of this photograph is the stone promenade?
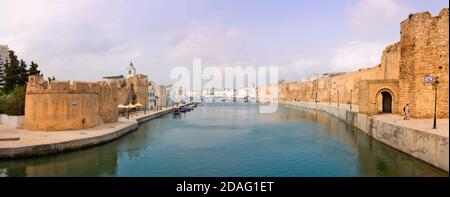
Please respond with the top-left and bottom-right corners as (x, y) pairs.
(0, 105), (184, 158)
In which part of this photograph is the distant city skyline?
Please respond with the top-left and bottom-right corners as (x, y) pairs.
(0, 0), (448, 84)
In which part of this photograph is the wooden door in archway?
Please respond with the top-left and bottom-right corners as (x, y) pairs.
(381, 91), (392, 113)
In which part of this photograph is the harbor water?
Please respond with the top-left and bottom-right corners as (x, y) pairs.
(0, 103), (447, 177)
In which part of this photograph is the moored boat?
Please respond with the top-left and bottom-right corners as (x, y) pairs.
(173, 107), (181, 114)
(180, 106), (189, 113)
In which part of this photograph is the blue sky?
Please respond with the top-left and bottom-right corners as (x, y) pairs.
(0, 0), (448, 84)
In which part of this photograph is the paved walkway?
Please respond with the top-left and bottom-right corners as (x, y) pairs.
(373, 114), (449, 137)
(0, 106), (177, 150)
(0, 119), (134, 148)
(284, 101), (360, 112)
(282, 101), (449, 138)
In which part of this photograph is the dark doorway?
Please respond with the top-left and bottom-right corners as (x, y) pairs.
(381, 91), (392, 113)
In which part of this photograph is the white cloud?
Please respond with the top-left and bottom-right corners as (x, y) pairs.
(0, 0), (142, 80)
(0, 0), (97, 53)
(0, 0), (419, 84)
(331, 41), (385, 72)
(168, 26), (245, 65)
(286, 58), (321, 81)
(348, 0), (411, 33)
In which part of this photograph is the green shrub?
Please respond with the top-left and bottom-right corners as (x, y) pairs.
(0, 89), (4, 114)
(0, 86), (26, 115)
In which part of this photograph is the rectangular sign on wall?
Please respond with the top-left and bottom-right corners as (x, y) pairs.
(424, 76), (433, 83)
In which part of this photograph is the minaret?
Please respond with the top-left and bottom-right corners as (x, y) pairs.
(126, 62), (136, 78)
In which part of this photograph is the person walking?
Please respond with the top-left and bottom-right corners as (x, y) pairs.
(403, 104), (410, 120)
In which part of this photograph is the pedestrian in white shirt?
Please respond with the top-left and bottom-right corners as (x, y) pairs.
(403, 104), (410, 120)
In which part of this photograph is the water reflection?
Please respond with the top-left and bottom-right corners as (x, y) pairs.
(0, 143), (119, 177)
(267, 106), (446, 176)
(173, 112), (186, 119)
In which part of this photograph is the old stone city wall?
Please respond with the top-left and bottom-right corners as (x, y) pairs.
(126, 75), (149, 109)
(97, 80), (120, 124)
(24, 75), (149, 131)
(258, 8), (448, 119)
(270, 40), (400, 106)
(24, 76), (104, 131)
(265, 46), (396, 106)
(399, 9), (449, 118)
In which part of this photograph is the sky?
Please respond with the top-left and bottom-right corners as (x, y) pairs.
(0, 0), (448, 85)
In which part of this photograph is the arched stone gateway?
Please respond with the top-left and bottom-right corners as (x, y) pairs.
(375, 88), (396, 114)
(358, 80), (399, 116)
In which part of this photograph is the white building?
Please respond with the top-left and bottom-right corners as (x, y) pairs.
(186, 90), (202, 102)
(162, 85), (175, 107)
(0, 45), (9, 87)
(236, 87), (256, 102)
(148, 81), (158, 110)
(168, 85), (184, 104)
(186, 86), (257, 103)
(126, 62), (136, 78)
(149, 83), (174, 109)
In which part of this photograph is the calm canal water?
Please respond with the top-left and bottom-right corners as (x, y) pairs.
(0, 103), (447, 177)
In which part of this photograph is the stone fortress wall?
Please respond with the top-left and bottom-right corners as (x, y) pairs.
(267, 41), (399, 109)
(127, 74), (149, 110)
(399, 9), (449, 119)
(259, 8), (449, 119)
(24, 75), (148, 131)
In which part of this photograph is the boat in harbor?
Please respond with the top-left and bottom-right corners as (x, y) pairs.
(180, 106), (190, 113)
(173, 107), (181, 114)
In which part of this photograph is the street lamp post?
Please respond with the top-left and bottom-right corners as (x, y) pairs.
(328, 90), (330, 105)
(433, 79), (439, 129)
(337, 90), (340, 107)
(350, 89), (353, 110)
(315, 76), (319, 104)
(126, 105), (129, 119)
(315, 92), (318, 104)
